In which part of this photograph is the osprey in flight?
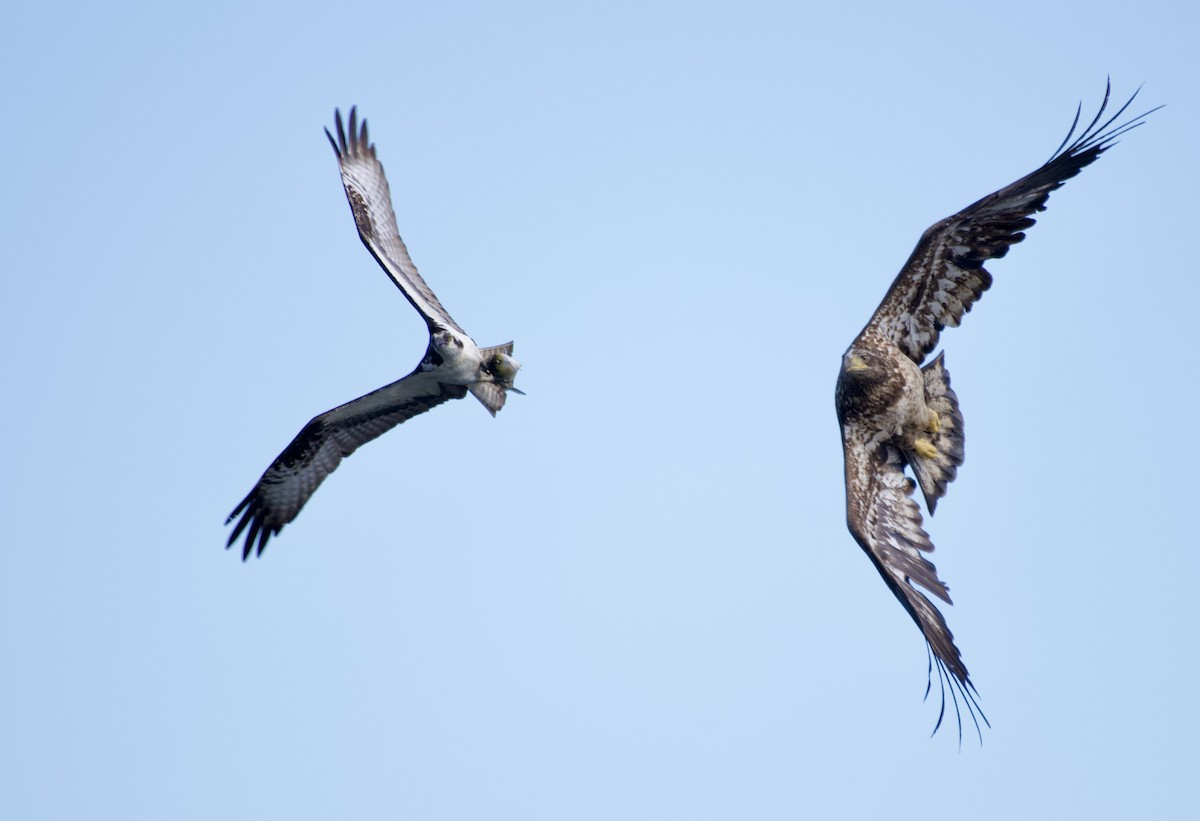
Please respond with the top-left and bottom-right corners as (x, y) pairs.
(834, 82), (1157, 738)
(227, 108), (521, 559)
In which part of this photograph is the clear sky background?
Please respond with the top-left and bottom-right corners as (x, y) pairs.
(3, 1), (1198, 818)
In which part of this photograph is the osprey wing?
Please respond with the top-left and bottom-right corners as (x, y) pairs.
(226, 370), (467, 559)
(326, 107), (467, 335)
(840, 424), (986, 740)
(863, 81), (1159, 364)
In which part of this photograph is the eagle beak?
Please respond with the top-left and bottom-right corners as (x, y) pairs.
(844, 354), (869, 373)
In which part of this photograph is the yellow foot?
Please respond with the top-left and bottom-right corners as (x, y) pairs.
(926, 410), (941, 434)
(913, 438), (938, 459)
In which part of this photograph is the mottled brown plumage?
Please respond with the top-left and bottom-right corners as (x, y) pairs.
(835, 81), (1158, 740)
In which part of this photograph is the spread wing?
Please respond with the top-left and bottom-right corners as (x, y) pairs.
(840, 425), (987, 740)
(863, 81), (1160, 364)
(226, 370), (468, 559)
(326, 107), (466, 335)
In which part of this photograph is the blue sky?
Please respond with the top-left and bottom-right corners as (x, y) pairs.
(3, 1), (1198, 818)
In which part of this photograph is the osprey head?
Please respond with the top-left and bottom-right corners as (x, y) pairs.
(431, 329), (465, 354)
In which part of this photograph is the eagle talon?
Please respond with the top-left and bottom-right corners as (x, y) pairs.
(926, 410), (940, 434)
(913, 438), (938, 459)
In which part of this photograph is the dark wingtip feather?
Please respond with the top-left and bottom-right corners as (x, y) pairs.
(225, 497), (246, 528)
(329, 107), (377, 159)
(225, 497), (252, 542)
(1050, 80), (1160, 166)
(255, 526), (271, 559)
(328, 106), (371, 158)
(333, 108), (347, 152)
(923, 644), (988, 746)
(224, 493), (273, 560)
(243, 519), (261, 561)
(1048, 100), (1084, 162)
(225, 522), (242, 550)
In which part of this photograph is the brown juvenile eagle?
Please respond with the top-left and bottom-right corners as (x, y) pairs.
(835, 82), (1157, 739)
(226, 108), (522, 559)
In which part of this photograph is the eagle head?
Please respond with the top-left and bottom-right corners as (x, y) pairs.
(836, 346), (895, 424)
(840, 349), (878, 379)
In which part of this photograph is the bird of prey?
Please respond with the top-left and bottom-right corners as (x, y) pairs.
(227, 108), (522, 559)
(834, 82), (1157, 739)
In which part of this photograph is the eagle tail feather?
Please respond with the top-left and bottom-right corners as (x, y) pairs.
(910, 352), (965, 513)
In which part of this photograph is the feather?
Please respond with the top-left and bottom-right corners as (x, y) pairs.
(226, 109), (519, 558)
(835, 82), (1157, 740)
(226, 373), (466, 559)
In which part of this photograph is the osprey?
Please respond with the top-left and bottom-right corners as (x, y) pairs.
(835, 82), (1157, 739)
(226, 108), (521, 559)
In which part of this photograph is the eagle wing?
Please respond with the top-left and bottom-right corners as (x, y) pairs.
(840, 425), (986, 739)
(226, 370), (467, 559)
(863, 81), (1159, 364)
(326, 107), (467, 335)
